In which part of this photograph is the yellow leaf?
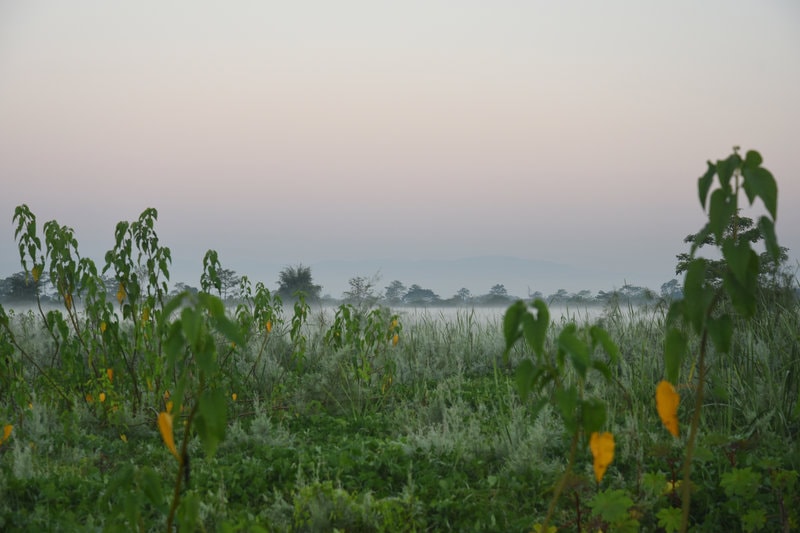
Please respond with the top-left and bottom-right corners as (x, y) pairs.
(116, 283), (126, 304)
(158, 412), (180, 460)
(0, 424), (12, 446)
(64, 293), (72, 311)
(656, 380), (680, 437)
(99, 392), (106, 403)
(31, 266), (41, 283)
(589, 431), (615, 483)
(106, 368), (114, 383)
(120, 433), (128, 443)
(266, 320), (272, 333)
(141, 307), (149, 322)
(392, 333), (399, 346)
(85, 394), (94, 404)
(100, 321), (107, 333)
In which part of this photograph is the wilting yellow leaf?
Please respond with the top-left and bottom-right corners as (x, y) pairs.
(390, 318), (398, 331)
(266, 320), (272, 333)
(656, 380), (680, 437)
(231, 393), (237, 401)
(116, 283), (126, 304)
(392, 333), (399, 346)
(0, 424), (12, 446)
(120, 433), (127, 443)
(31, 266), (41, 283)
(158, 412), (180, 460)
(106, 368), (114, 383)
(141, 307), (150, 323)
(100, 321), (107, 333)
(64, 293), (72, 311)
(164, 390), (170, 401)
(85, 394), (94, 403)
(589, 431), (615, 483)
(99, 392), (106, 403)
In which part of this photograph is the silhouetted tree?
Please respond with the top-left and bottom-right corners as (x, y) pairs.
(218, 268), (240, 300)
(403, 284), (439, 306)
(343, 274), (381, 310)
(456, 287), (472, 304)
(277, 264), (321, 301)
(384, 280), (406, 305)
(0, 271), (40, 302)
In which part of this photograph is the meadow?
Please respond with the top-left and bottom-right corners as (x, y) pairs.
(1, 148), (799, 532)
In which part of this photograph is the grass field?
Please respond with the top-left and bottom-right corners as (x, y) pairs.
(1, 297), (798, 532)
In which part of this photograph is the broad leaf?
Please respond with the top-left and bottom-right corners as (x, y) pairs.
(664, 328), (686, 384)
(558, 325), (589, 379)
(758, 216), (780, 262)
(590, 326), (620, 363)
(708, 314), (733, 354)
(742, 166), (778, 220)
(581, 398), (607, 435)
(708, 189), (735, 243)
(697, 161), (716, 209)
(196, 389), (227, 458)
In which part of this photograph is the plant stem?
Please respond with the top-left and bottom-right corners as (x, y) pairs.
(166, 402), (198, 531)
(542, 430), (579, 531)
(679, 323), (709, 532)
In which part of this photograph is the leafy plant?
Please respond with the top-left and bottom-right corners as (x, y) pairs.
(503, 299), (620, 530)
(659, 148), (783, 531)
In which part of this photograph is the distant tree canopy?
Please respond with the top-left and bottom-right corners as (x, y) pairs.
(403, 284), (440, 306)
(343, 274), (381, 310)
(218, 268), (240, 300)
(384, 280), (406, 305)
(0, 271), (40, 302)
(277, 264), (321, 301)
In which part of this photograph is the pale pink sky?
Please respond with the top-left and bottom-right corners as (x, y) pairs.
(1, 1), (799, 297)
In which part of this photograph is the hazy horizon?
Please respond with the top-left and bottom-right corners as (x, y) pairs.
(2, 2), (799, 299)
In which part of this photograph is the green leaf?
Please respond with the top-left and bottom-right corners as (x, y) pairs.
(742, 509), (767, 532)
(697, 161), (716, 209)
(558, 325), (589, 379)
(213, 313), (245, 347)
(140, 467), (166, 513)
(514, 359), (535, 403)
(707, 314), (733, 354)
(587, 489), (634, 524)
(581, 398), (606, 435)
(591, 360), (612, 382)
(683, 259), (712, 334)
(181, 307), (202, 345)
(722, 255), (759, 318)
(722, 239), (755, 285)
(716, 153), (741, 192)
(524, 299), (549, 357)
(589, 326), (620, 363)
(742, 166), (778, 220)
(502, 300), (525, 362)
(743, 150), (762, 169)
(664, 328), (686, 384)
(720, 467), (761, 499)
(555, 386), (579, 433)
(758, 216), (780, 262)
(708, 189), (735, 243)
(657, 507), (682, 533)
(196, 389), (227, 458)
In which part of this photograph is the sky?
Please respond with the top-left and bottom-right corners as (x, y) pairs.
(1, 1), (799, 298)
